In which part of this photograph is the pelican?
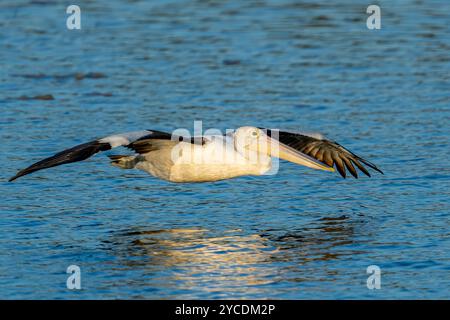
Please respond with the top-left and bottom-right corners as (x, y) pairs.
(9, 126), (382, 183)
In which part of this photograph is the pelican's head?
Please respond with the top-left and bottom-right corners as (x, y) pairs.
(234, 126), (333, 171)
(234, 126), (264, 152)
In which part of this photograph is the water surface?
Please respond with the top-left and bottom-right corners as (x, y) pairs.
(0, 0), (449, 299)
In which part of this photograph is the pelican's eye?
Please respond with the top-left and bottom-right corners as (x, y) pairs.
(251, 131), (259, 137)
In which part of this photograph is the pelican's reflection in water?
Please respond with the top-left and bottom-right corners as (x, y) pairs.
(265, 215), (363, 262)
(105, 215), (364, 298)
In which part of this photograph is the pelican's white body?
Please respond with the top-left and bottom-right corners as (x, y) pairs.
(134, 135), (272, 182)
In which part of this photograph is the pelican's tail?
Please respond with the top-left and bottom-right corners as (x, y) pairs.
(108, 155), (140, 169)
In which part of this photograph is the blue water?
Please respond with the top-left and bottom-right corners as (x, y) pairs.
(1, 0), (449, 299)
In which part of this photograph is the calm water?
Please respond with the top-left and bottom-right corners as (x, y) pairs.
(0, 0), (449, 299)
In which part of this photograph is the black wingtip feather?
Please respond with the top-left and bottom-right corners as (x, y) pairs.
(342, 157), (358, 179)
(335, 163), (346, 178)
(9, 140), (111, 182)
(351, 159), (371, 177)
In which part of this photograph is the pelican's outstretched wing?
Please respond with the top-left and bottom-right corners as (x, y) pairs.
(8, 129), (184, 182)
(263, 129), (383, 178)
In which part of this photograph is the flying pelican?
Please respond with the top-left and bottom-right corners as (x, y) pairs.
(9, 126), (382, 183)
